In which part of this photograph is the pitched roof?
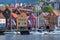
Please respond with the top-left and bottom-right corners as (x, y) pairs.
(38, 12), (49, 17)
(28, 14), (37, 19)
(19, 12), (27, 17)
(18, 8), (33, 12)
(31, 14), (37, 18)
(42, 10), (59, 16)
(43, 12), (49, 16)
(0, 8), (5, 11)
(11, 13), (18, 18)
(53, 10), (59, 16)
(0, 13), (5, 19)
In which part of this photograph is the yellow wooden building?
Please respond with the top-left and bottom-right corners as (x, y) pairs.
(16, 13), (28, 29)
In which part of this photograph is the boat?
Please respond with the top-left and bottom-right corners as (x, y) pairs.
(4, 31), (20, 35)
(4, 32), (17, 34)
(30, 31), (48, 35)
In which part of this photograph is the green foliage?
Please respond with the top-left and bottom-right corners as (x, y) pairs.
(2, 5), (10, 8)
(39, 0), (47, 2)
(34, 5), (41, 13)
(42, 5), (54, 13)
(3, 8), (10, 19)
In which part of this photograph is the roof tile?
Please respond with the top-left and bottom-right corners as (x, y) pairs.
(53, 10), (59, 16)
(12, 13), (18, 18)
(0, 13), (5, 19)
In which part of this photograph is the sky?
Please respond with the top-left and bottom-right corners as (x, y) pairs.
(0, 0), (39, 4)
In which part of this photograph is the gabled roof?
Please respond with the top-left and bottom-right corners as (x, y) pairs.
(38, 12), (49, 17)
(53, 10), (59, 16)
(11, 13), (18, 18)
(18, 8), (33, 12)
(41, 10), (59, 16)
(0, 8), (5, 11)
(32, 14), (37, 18)
(28, 14), (37, 19)
(0, 13), (5, 19)
(18, 12), (27, 18)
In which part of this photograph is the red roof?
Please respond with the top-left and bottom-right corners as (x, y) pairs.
(18, 8), (33, 12)
(0, 13), (5, 19)
(28, 14), (37, 20)
(0, 8), (5, 11)
(42, 10), (59, 16)
(53, 10), (59, 16)
(11, 13), (18, 18)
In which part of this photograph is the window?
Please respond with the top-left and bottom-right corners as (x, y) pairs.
(18, 18), (26, 21)
(18, 26), (20, 27)
(18, 22), (20, 25)
(51, 18), (54, 20)
(21, 22), (26, 25)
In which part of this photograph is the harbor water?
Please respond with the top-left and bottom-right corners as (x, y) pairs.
(0, 34), (60, 40)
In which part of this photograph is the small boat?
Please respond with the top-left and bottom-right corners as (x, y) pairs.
(30, 31), (48, 35)
(4, 31), (20, 35)
(30, 31), (41, 35)
(42, 31), (48, 35)
(4, 31), (17, 35)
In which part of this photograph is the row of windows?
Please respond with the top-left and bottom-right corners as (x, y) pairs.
(18, 18), (26, 21)
(49, 22), (57, 24)
(18, 22), (26, 25)
(47, 18), (56, 21)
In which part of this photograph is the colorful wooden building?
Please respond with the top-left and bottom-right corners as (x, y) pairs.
(45, 10), (59, 31)
(28, 14), (36, 28)
(17, 13), (28, 29)
(0, 13), (6, 30)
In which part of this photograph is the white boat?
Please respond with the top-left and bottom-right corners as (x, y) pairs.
(30, 31), (42, 35)
(4, 32), (17, 34)
(30, 31), (48, 35)
(4, 31), (20, 35)
(42, 31), (48, 35)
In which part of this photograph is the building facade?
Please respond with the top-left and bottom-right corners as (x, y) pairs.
(28, 14), (36, 28)
(0, 13), (6, 30)
(17, 13), (28, 29)
(45, 10), (58, 30)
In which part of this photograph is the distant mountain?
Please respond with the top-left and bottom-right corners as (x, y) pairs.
(0, 0), (39, 4)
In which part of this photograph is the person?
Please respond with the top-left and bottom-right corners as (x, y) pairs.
(28, 26), (31, 31)
(28, 20), (32, 31)
(46, 25), (49, 32)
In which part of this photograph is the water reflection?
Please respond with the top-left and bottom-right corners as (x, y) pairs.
(0, 34), (60, 40)
(5, 34), (16, 40)
(42, 35), (60, 40)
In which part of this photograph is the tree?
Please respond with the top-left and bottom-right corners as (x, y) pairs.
(33, 4), (42, 16)
(3, 8), (10, 18)
(3, 8), (11, 31)
(42, 5), (54, 13)
(2, 4), (10, 8)
(39, 0), (47, 2)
